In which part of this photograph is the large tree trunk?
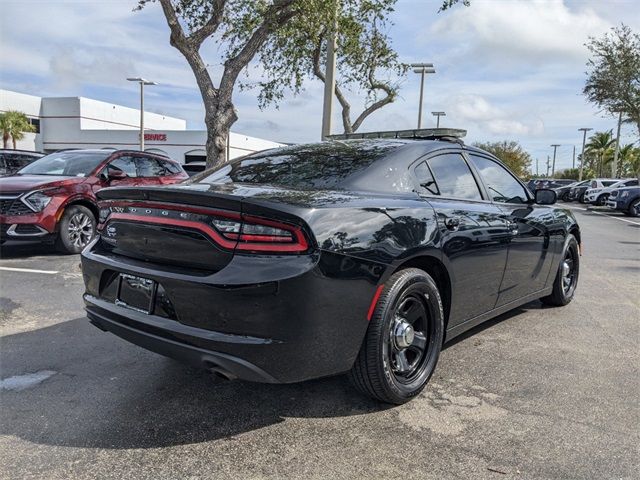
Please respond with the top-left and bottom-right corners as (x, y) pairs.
(2, 133), (9, 149)
(12, 136), (16, 149)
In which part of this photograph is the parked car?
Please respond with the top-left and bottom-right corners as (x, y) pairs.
(0, 149), (44, 176)
(568, 178), (617, 203)
(554, 180), (590, 202)
(584, 178), (639, 206)
(606, 185), (640, 217)
(82, 133), (581, 404)
(0, 149), (188, 252)
(526, 178), (575, 193)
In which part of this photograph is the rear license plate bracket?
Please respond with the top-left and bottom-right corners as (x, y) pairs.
(116, 274), (157, 314)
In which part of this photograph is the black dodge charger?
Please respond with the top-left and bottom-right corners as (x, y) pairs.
(81, 129), (581, 404)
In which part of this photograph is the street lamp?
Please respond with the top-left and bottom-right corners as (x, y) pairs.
(431, 111), (446, 128)
(578, 127), (592, 181)
(550, 144), (560, 176)
(411, 63), (435, 129)
(127, 77), (158, 151)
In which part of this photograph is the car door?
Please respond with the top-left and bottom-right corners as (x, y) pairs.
(94, 155), (140, 193)
(413, 152), (510, 327)
(467, 153), (554, 306)
(134, 155), (167, 185)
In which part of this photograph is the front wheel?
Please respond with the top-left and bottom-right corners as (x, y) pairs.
(55, 205), (96, 254)
(349, 268), (444, 404)
(628, 199), (640, 217)
(595, 194), (608, 206)
(541, 234), (579, 307)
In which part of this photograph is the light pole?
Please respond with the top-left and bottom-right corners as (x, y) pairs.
(127, 77), (157, 151)
(431, 111), (446, 128)
(550, 144), (560, 176)
(578, 127), (592, 181)
(612, 111), (623, 178)
(411, 63), (435, 129)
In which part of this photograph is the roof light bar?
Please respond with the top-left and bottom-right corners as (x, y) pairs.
(326, 128), (467, 141)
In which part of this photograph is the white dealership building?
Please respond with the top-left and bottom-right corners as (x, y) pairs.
(0, 89), (283, 163)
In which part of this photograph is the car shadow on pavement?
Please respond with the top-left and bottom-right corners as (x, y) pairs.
(0, 317), (390, 450)
(0, 243), (60, 259)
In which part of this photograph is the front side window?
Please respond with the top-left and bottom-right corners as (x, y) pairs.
(107, 156), (137, 177)
(426, 154), (483, 200)
(136, 156), (166, 177)
(469, 155), (529, 204)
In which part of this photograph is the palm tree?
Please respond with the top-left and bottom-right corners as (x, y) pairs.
(617, 144), (640, 179)
(585, 131), (614, 177)
(0, 110), (35, 149)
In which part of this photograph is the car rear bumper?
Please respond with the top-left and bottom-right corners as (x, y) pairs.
(81, 243), (382, 383)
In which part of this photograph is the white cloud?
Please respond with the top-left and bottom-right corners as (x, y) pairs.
(431, 0), (611, 67)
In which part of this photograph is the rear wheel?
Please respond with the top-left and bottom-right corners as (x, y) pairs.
(628, 199), (640, 217)
(579, 192), (587, 203)
(349, 268), (444, 404)
(595, 194), (608, 206)
(55, 205), (96, 254)
(541, 234), (579, 307)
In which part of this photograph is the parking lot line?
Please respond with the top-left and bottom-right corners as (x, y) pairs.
(0, 266), (59, 275)
(562, 204), (640, 226)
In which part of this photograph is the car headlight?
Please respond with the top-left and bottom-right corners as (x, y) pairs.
(621, 191), (629, 198)
(22, 191), (53, 212)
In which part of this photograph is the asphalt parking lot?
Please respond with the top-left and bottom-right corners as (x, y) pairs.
(0, 206), (638, 480)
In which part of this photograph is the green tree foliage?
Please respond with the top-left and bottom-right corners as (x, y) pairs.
(554, 168), (582, 180)
(472, 140), (532, 178)
(616, 144), (640, 178)
(252, 0), (407, 134)
(136, 0), (407, 166)
(0, 111), (35, 149)
(583, 24), (640, 137)
(439, 0), (470, 11)
(585, 131), (615, 177)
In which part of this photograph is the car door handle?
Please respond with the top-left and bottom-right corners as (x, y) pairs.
(444, 217), (461, 231)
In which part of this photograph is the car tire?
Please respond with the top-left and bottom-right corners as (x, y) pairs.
(628, 199), (640, 217)
(55, 205), (96, 254)
(348, 268), (444, 404)
(595, 194), (608, 206)
(561, 193), (570, 202)
(541, 234), (579, 307)
(579, 192), (587, 203)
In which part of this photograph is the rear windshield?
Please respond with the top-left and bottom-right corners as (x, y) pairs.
(193, 141), (402, 190)
(18, 151), (111, 176)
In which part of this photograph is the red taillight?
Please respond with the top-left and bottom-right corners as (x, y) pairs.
(99, 201), (310, 254)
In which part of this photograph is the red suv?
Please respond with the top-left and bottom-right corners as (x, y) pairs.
(0, 149), (188, 253)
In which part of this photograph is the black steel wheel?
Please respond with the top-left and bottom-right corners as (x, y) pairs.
(349, 268), (444, 404)
(541, 234), (579, 306)
(55, 205), (96, 254)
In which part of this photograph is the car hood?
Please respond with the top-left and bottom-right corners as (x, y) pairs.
(0, 174), (85, 193)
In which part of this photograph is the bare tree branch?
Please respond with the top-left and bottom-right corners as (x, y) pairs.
(188, 0), (226, 47)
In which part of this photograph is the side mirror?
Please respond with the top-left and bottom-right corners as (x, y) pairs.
(106, 169), (127, 181)
(535, 188), (557, 205)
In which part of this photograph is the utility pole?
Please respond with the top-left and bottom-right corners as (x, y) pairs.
(578, 127), (592, 181)
(320, 4), (338, 140)
(536, 158), (539, 176)
(127, 77), (157, 151)
(612, 111), (623, 178)
(546, 155), (550, 177)
(411, 63), (435, 128)
(572, 145), (576, 170)
(551, 144), (560, 176)
(431, 111), (446, 128)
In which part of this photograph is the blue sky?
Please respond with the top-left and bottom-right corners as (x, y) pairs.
(1, 0), (639, 173)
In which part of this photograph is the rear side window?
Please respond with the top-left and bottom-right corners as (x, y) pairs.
(425, 154), (482, 200)
(414, 161), (439, 195)
(162, 160), (182, 174)
(602, 181), (617, 187)
(136, 156), (165, 177)
(469, 155), (529, 204)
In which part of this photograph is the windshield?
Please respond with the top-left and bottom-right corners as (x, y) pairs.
(18, 151), (111, 176)
(191, 141), (403, 190)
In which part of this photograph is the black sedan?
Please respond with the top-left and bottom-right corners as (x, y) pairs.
(81, 130), (581, 404)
